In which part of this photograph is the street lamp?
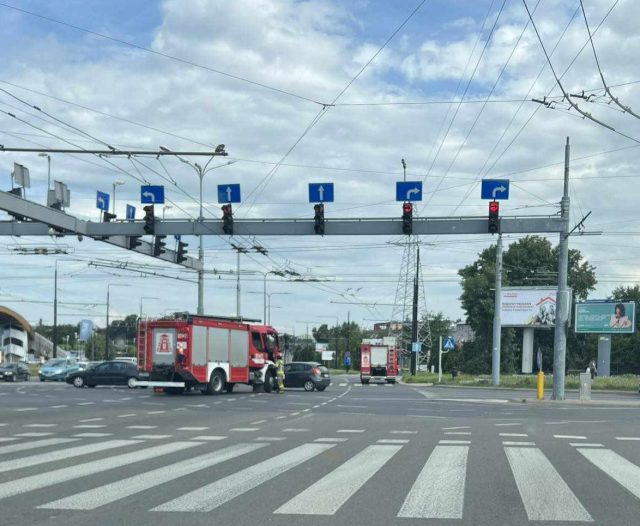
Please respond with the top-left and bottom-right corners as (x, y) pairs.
(162, 205), (173, 220)
(38, 152), (51, 193)
(249, 291), (290, 325)
(106, 284), (127, 360)
(112, 179), (125, 215)
(160, 144), (229, 315)
(262, 270), (286, 323)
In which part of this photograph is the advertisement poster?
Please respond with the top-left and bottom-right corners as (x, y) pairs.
(575, 302), (636, 334)
(501, 288), (558, 327)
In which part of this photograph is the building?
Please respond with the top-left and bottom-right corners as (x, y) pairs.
(0, 306), (53, 362)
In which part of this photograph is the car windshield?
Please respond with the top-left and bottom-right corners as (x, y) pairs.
(0, 363), (16, 370)
(44, 360), (65, 367)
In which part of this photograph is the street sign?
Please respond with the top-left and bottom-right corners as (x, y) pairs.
(126, 204), (136, 221)
(308, 183), (334, 203)
(217, 184), (241, 203)
(140, 185), (165, 204)
(96, 191), (110, 211)
(411, 342), (422, 353)
(396, 181), (423, 202)
(443, 337), (455, 350)
(481, 179), (510, 200)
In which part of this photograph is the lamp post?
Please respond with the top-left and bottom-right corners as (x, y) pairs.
(160, 144), (228, 315)
(38, 152), (51, 196)
(247, 291), (290, 325)
(262, 270), (286, 323)
(106, 284), (127, 360)
(112, 179), (125, 215)
(162, 205), (173, 220)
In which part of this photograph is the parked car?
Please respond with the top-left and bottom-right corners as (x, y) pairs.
(0, 362), (30, 382)
(113, 356), (137, 365)
(38, 359), (80, 382)
(65, 360), (140, 388)
(283, 362), (331, 391)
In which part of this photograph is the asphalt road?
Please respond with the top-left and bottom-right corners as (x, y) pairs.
(1, 375), (639, 526)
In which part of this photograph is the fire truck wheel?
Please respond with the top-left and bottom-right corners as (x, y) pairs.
(225, 382), (235, 393)
(263, 370), (274, 393)
(207, 370), (225, 395)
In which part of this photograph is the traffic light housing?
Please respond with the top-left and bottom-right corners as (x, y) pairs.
(102, 212), (116, 222)
(402, 202), (413, 235)
(314, 203), (325, 235)
(154, 235), (167, 256)
(177, 241), (188, 263)
(488, 200), (500, 234)
(128, 236), (142, 250)
(143, 205), (155, 235)
(222, 204), (233, 235)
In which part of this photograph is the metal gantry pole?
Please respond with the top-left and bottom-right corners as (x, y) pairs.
(53, 260), (58, 358)
(197, 171), (204, 315)
(553, 137), (571, 400)
(236, 250), (241, 317)
(105, 286), (110, 361)
(492, 234), (503, 386)
(263, 273), (268, 323)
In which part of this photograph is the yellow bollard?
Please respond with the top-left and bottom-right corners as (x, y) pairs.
(537, 371), (545, 400)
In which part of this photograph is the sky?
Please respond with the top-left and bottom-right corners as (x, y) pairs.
(1, 0), (640, 339)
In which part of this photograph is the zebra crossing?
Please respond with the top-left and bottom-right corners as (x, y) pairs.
(1, 431), (640, 520)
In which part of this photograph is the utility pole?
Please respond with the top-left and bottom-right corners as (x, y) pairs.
(53, 260), (58, 358)
(106, 286), (110, 361)
(346, 311), (351, 365)
(553, 137), (571, 400)
(410, 247), (420, 375)
(492, 234), (503, 386)
(236, 250), (241, 317)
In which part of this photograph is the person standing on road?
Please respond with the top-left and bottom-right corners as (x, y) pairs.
(589, 360), (597, 380)
(275, 353), (285, 393)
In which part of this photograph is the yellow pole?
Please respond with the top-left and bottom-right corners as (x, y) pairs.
(537, 371), (545, 400)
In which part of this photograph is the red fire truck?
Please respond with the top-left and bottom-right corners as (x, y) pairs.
(134, 314), (281, 394)
(360, 338), (400, 385)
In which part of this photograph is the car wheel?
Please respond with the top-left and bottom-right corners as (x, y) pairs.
(263, 370), (274, 393)
(304, 380), (315, 392)
(73, 376), (84, 388)
(127, 377), (137, 389)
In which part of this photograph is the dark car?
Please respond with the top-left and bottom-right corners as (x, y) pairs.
(0, 362), (30, 382)
(283, 362), (330, 391)
(65, 360), (140, 388)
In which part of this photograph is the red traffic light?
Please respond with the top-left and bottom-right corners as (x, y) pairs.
(489, 201), (499, 214)
(403, 202), (413, 214)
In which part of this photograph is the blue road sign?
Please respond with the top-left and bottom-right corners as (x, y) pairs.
(126, 204), (136, 221)
(481, 179), (510, 200)
(443, 337), (455, 350)
(411, 342), (422, 353)
(217, 184), (241, 203)
(308, 183), (334, 203)
(140, 185), (165, 204)
(396, 181), (423, 202)
(96, 191), (110, 211)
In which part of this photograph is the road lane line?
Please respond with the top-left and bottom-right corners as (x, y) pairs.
(74, 433), (114, 438)
(616, 437), (640, 441)
(0, 440), (138, 473)
(314, 438), (348, 443)
(442, 426), (470, 430)
(391, 430), (418, 435)
(500, 433), (528, 437)
(439, 440), (470, 445)
(230, 428), (259, 432)
(502, 441), (536, 446)
(337, 429), (364, 433)
(0, 438), (78, 455)
(283, 429), (309, 433)
(444, 432), (471, 436)
(554, 435), (587, 440)
(505, 447), (592, 521)
(377, 439), (410, 444)
(14, 432), (54, 437)
(255, 437), (287, 442)
(276, 445), (401, 515)
(132, 435), (172, 440)
(494, 423), (522, 427)
(0, 441), (197, 500)
(39, 442), (266, 510)
(577, 447), (640, 499)
(126, 425), (157, 429)
(73, 425), (107, 429)
(570, 443), (602, 448)
(177, 427), (209, 431)
(398, 445), (468, 519)
(152, 443), (335, 512)
(190, 436), (226, 441)
(23, 424), (58, 428)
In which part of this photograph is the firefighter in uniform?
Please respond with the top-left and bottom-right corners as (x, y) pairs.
(275, 352), (285, 393)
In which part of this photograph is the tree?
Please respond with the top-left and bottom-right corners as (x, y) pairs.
(458, 236), (597, 374)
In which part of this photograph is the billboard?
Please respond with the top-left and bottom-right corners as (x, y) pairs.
(78, 320), (93, 342)
(575, 302), (636, 334)
(501, 288), (557, 327)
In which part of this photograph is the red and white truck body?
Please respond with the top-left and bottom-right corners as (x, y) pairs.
(134, 314), (281, 394)
(360, 338), (400, 384)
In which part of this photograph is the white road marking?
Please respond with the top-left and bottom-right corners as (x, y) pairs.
(616, 437), (640, 441)
(0, 440), (137, 473)
(398, 445), (468, 519)
(39, 442), (266, 510)
(255, 437), (287, 442)
(74, 433), (114, 438)
(190, 436), (226, 441)
(571, 443), (603, 448)
(14, 432), (54, 437)
(494, 423), (522, 427)
(314, 438), (348, 443)
(505, 446), (592, 521)
(0, 438), (17, 443)
(283, 428), (309, 433)
(336, 405), (368, 409)
(337, 429), (364, 433)
(290, 412), (300, 416)
(117, 414), (136, 418)
(177, 427), (209, 431)
(339, 383), (347, 386)
(230, 428), (259, 432)
(408, 414), (447, 419)
(77, 402), (95, 406)
(499, 433), (528, 437)
(152, 443), (335, 512)
(554, 435), (587, 440)
(444, 432), (471, 436)
(276, 416), (287, 419)
(442, 426), (470, 431)
(377, 439), (410, 444)
(147, 410), (166, 414)
(126, 425), (157, 429)
(0, 441), (197, 500)
(431, 398), (509, 404)
(276, 445), (402, 515)
(73, 425), (107, 429)
(251, 420), (267, 425)
(14, 408), (37, 412)
(391, 430), (418, 435)
(132, 435), (172, 440)
(0, 438), (78, 455)
(23, 424), (57, 428)
(78, 418), (104, 423)
(502, 441), (536, 446)
(578, 447), (640, 500)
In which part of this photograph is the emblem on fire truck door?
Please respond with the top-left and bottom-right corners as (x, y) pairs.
(156, 333), (172, 354)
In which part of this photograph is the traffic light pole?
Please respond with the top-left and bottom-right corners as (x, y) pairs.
(198, 171), (205, 315)
(553, 137), (571, 400)
(491, 234), (503, 386)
